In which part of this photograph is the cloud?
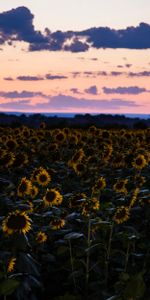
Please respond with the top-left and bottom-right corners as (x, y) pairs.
(0, 93), (140, 111)
(45, 74), (68, 80)
(103, 86), (149, 95)
(1, 7), (150, 52)
(70, 88), (82, 94)
(4, 77), (13, 81)
(0, 6), (47, 45)
(111, 71), (123, 76)
(128, 71), (150, 77)
(84, 85), (98, 95)
(0, 99), (31, 109)
(64, 38), (89, 52)
(125, 64), (132, 68)
(17, 75), (44, 81)
(0, 90), (47, 99)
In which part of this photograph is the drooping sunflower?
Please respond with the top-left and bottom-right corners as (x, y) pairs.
(1, 152), (15, 168)
(36, 168), (51, 186)
(73, 162), (86, 175)
(113, 179), (128, 194)
(36, 231), (47, 243)
(113, 206), (130, 224)
(7, 257), (16, 273)
(129, 188), (140, 209)
(30, 185), (39, 199)
(132, 154), (148, 170)
(43, 188), (63, 207)
(2, 210), (31, 235)
(50, 218), (65, 230)
(17, 177), (32, 197)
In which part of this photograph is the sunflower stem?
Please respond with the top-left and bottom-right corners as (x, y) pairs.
(85, 216), (91, 298)
(105, 223), (113, 289)
(68, 239), (77, 291)
(124, 241), (130, 272)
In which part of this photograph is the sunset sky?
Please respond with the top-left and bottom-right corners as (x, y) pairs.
(0, 0), (150, 113)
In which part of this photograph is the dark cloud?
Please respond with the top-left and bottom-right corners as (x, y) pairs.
(17, 75), (43, 81)
(128, 71), (150, 77)
(97, 71), (108, 76)
(85, 85), (98, 95)
(4, 77), (13, 81)
(0, 6), (47, 45)
(64, 39), (89, 52)
(103, 86), (149, 95)
(125, 64), (132, 68)
(111, 71), (123, 76)
(1, 7), (150, 52)
(70, 88), (82, 94)
(45, 74), (68, 80)
(90, 57), (98, 61)
(117, 65), (124, 68)
(79, 22), (150, 49)
(71, 72), (81, 78)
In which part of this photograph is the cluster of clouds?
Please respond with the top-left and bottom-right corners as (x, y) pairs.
(71, 85), (150, 95)
(4, 70), (150, 82)
(0, 90), (140, 111)
(4, 74), (68, 81)
(1, 6), (150, 52)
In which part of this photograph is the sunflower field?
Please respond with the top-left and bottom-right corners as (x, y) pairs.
(0, 124), (150, 300)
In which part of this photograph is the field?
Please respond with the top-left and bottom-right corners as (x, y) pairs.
(0, 124), (150, 300)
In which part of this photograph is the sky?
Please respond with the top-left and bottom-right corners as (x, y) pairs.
(0, 0), (150, 114)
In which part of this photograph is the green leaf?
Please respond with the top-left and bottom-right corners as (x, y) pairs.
(64, 232), (84, 240)
(0, 279), (20, 296)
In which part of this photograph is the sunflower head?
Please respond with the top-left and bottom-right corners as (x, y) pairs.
(36, 169), (51, 186)
(36, 231), (47, 243)
(50, 218), (65, 230)
(132, 154), (147, 170)
(43, 188), (63, 207)
(17, 177), (32, 197)
(2, 210), (31, 235)
(113, 206), (130, 224)
(113, 179), (128, 194)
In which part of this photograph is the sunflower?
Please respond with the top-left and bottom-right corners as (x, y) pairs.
(36, 231), (47, 243)
(73, 162), (85, 175)
(5, 139), (17, 151)
(30, 185), (39, 199)
(7, 257), (16, 273)
(55, 131), (66, 143)
(36, 169), (51, 186)
(2, 210), (31, 235)
(1, 152), (15, 168)
(113, 179), (128, 194)
(93, 177), (106, 192)
(82, 197), (100, 216)
(50, 218), (65, 230)
(129, 188), (140, 209)
(113, 206), (130, 224)
(43, 188), (63, 207)
(17, 177), (32, 197)
(132, 154), (147, 170)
